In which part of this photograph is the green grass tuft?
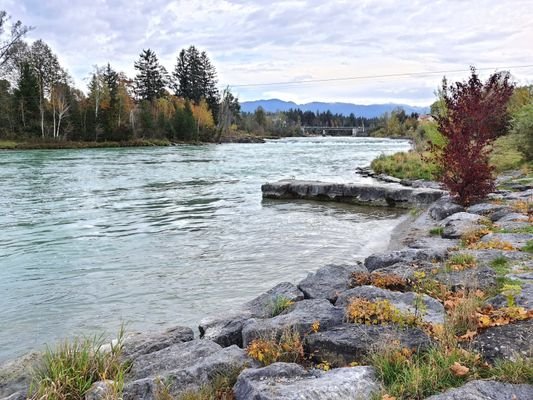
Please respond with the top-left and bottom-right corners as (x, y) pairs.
(521, 240), (533, 253)
(30, 327), (128, 400)
(488, 356), (533, 384)
(268, 296), (294, 317)
(429, 227), (444, 236)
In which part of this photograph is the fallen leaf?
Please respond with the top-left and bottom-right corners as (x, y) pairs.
(382, 395), (397, 400)
(450, 362), (469, 377)
(458, 330), (478, 341)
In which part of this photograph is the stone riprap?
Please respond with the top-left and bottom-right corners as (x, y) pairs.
(261, 179), (444, 208)
(1, 176), (532, 400)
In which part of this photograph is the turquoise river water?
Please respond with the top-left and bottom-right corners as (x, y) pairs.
(0, 136), (411, 362)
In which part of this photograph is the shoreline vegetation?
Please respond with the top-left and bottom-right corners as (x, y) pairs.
(0, 134), (410, 150)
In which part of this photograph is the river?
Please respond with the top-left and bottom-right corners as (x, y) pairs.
(0, 136), (411, 362)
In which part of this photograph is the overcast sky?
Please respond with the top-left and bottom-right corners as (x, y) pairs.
(3, 0), (533, 105)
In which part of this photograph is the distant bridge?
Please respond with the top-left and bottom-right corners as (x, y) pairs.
(301, 126), (366, 136)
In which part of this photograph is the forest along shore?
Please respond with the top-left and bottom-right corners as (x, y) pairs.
(1, 172), (531, 400)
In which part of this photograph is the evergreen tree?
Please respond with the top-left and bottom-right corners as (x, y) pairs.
(134, 49), (168, 101)
(14, 61), (40, 135)
(102, 63), (119, 135)
(172, 46), (220, 119)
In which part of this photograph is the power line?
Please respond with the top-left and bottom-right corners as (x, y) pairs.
(226, 64), (533, 88)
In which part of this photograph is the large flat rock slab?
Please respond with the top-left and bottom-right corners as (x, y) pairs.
(425, 380), (533, 399)
(242, 299), (344, 346)
(305, 324), (432, 367)
(123, 340), (255, 400)
(233, 363), (379, 400)
(335, 285), (445, 325)
(262, 180), (443, 208)
(298, 263), (367, 303)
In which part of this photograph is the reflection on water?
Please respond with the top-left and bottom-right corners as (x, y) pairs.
(0, 137), (410, 361)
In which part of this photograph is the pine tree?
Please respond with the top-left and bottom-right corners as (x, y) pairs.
(102, 63), (119, 135)
(14, 61), (40, 135)
(134, 49), (168, 101)
(172, 46), (220, 119)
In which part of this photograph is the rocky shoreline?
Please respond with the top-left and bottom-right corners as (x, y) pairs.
(1, 174), (532, 400)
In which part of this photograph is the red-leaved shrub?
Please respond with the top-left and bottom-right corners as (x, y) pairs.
(435, 68), (514, 206)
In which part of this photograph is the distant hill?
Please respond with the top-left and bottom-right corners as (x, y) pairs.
(240, 99), (430, 118)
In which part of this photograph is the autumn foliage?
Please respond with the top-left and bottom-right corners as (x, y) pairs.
(435, 68), (514, 206)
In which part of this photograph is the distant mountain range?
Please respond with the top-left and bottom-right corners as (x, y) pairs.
(240, 99), (430, 118)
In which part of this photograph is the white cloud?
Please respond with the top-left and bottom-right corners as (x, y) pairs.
(3, 0), (533, 105)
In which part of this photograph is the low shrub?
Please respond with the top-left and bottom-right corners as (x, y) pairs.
(351, 272), (409, 291)
(345, 298), (421, 327)
(468, 240), (516, 251)
(246, 329), (304, 366)
(460, 228), (492, 247)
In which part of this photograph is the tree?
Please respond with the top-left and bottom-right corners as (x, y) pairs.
(172, 46), (220, 118)
(216, 87), (240, 142)
(134, 49), (168, 101)
(14, 61), (40, 134)
(435, 68), (514, 206)
(510, 102), (533, 161)
(29, 40), (65, 138)
(254, 106), (266, 127)
(51, 82), (70, 138)
(0, 10), (32, 71)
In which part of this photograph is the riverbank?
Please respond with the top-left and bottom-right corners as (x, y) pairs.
(1, 172), (531, 400)
(0, 134), (269, 150)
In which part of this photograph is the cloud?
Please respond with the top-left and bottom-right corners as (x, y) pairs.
(3, 0), (533, 105)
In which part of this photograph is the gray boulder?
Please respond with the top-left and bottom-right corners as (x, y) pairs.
(242, 299), (344, 346)
(335, 286), (445, 324)
(127, 339), (222, 381)
(496, 220), (531, 231)
(467, 203), (509, 217)
(1, 393), (25, 400)
(490, 207), (515, 222)
(233, 363), (380, 400)
(440, 212), (485, 239)
(472, 319), (533, 363)
(85, 380), (115, 400)
(372, 260), (440, 280)
(502, 188), (533, 201)
(429, 197), (465, 221)
(459, 249), (530, 268)
(124, 341), (255, 400)
(305, 324), (432, 367)
(435, 265), (496, 292)
(0, 352), (40, 399)
(480, 233), (532, 249)
(243, 282), (305, 318)
(199, 311), (252, 348)
(487, 283), (533, 310)
(121, 326), (194, 360)
(425, 380), (533, 400)
(365, 248), (446, 272)
(298, 263), (367, 303)
(495, 212), (528, 223)
(199, 282), (304, 348)
(407, 236), (459, 254)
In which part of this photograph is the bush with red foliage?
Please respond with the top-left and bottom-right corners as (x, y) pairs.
(435, 68), (514, 206)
